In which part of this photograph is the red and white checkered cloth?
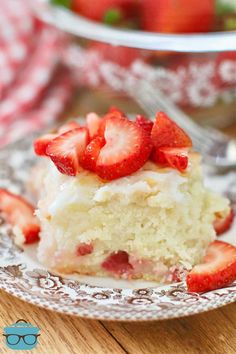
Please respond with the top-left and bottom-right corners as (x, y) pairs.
(0, 0), (75, 147)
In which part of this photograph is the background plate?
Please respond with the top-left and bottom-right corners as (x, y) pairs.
(0, 136), (236, 321)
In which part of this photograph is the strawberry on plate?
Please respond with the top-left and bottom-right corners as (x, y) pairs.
(187, 240), (236, 293)
(34, 134), (57, 156)
(96, 116), (152, 180)
(152, 147), (189, 172)
(0, 189), (40, 244)
(46, 128), (89, 176)
(141, 0), (215, 33)
(213, 208), (234, 236)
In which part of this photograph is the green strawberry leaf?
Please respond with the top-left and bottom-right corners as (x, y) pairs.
(50, 0), (72, 9)
(103, 8), (123, 25)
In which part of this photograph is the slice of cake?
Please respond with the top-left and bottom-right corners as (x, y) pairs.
(31, 109), (230, 283)
(0, 108), (235, 291)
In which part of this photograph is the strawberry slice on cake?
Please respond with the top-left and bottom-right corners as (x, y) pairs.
(135, 115), (154, 135)
(34, 134), (57, 157)
(96, 116), (152, 180)
(46, 128), (89, 176)
(34, 120), (81, 157)
(80, 136), (106, 172)
(151, 111), (192, 172)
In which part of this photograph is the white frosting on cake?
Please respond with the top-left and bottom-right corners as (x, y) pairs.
(42, 160), (188, 216)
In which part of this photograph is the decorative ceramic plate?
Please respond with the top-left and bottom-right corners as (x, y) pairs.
(0, 136), (236, 321)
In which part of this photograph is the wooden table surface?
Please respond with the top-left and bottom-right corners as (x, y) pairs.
(0, 290), (236, 354)
(0, 99), (236, 354)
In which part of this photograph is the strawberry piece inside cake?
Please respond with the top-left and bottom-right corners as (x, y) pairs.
(30, 110), (231, 283)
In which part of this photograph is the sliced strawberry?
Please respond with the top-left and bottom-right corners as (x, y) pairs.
(98, 110), (127, 138)
(46, 128), (89, 176)
(163, 148), (188, 172)
(80, 136), (105, 172)
(152, 147), (189, 172)
(86, 112), (101, 139)
(34, 134), (57, 156)
(151, 112), (192, 149)
(101, 250), (133, 275)
(77, 242), (94, 256)
(98, 118), (109, 138)
(108, 106), (125, 116)
(0, 189), (40, 244)
(58, 120), (80, 135)
(34, 121), (80, 157)
(96, 117), (152, 180)
(135, 115), (153, 135)
(151, 148), (168, 167)
(187, 240), (236, 293)
(213, 208), (234, 236)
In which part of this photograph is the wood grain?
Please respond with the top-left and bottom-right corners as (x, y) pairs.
(0, 289), (236, 353)
(0, 290), (125, 354)
(103, 303), (236, 354)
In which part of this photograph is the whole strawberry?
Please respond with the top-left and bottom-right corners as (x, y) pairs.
(141, 0), (215, 33)
(72, 0), (137, 24)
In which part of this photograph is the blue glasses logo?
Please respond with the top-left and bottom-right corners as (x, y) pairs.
(3, 319), (40, 350)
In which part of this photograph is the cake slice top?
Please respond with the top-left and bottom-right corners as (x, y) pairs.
(34, 109), (193, 181)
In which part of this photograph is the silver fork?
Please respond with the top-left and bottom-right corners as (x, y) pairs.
(128, 79), (236, 168)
